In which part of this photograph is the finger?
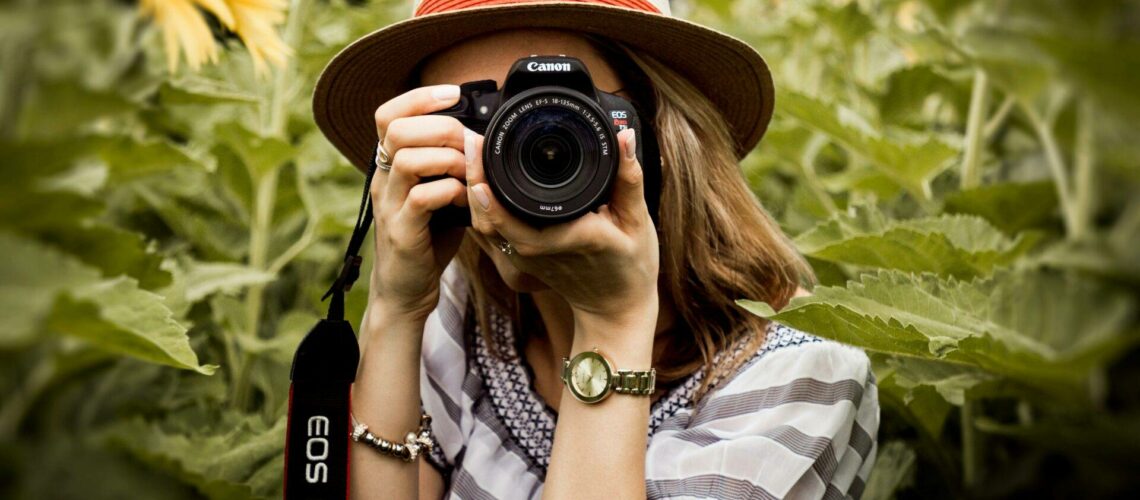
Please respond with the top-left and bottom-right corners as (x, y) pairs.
(384, 146), (466, 207)
(383, 115), (470, 155)
(608, 128), (650, 229)
(390, 177), (467, 250)
(374, 84), (461, 139)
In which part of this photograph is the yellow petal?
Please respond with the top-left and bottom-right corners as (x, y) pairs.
(194, 0), (237, 29)
(225, 0), (292, 76)
(140, 0), (220, 73)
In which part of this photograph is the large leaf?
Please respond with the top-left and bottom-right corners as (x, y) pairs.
(46, 276), (218, 375)
(739, 269), (1136, 397)
(0, 232), (101, 348)
(104, 414), (286, 499)
(778, 90), (959, 200)
(794, 206), (1039, 278)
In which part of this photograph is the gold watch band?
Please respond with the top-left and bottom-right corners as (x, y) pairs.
(612, 367), (657, 395)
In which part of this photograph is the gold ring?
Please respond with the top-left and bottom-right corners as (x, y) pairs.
(375, 140), (393, 172)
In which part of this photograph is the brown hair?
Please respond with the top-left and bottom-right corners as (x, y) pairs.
(455, 34), (814, 404)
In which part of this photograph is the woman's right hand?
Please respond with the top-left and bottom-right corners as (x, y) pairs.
(368, 84), (469, 324)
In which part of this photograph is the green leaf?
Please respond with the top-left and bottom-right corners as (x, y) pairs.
(104, 414), (286, 499)
(38, 223), (171, 290)
(879, 64), (968, 127)
(942, 180), (1059, 235)
(794, 206), (1039, 278)
(46, 276), (218, 375)
(883, 356), (996, 407)
(779, 90), (959, 200)
(158, 76), (259, 105)
(739, 269), (1136, 397)
(214, 121), (295, 180)
(0, 232), (101, 348)
(93, 134), (207, 182)
(861, 440), (917, 500)
(179, 261), (277, 303)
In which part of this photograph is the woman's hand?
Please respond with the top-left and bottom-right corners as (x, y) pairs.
(465, 128), (660, 336)
(368, 84), (469, 324)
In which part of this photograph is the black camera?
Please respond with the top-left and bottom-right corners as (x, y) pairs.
(424, 55), (660, 228)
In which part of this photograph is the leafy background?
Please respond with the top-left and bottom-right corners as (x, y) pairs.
(1, 0), (1137, 498)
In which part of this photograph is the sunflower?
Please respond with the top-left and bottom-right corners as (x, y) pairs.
(139, 0), (289, 76)
(227, 0), (292, 75)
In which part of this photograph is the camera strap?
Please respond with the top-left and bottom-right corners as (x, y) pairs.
(283, 150), (377, 499)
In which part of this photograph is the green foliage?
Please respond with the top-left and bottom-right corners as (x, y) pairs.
(0, 0), (1137, 498)
(721, 0), (1140, 496)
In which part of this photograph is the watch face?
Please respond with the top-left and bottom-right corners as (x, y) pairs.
(567, 351), (611, 403)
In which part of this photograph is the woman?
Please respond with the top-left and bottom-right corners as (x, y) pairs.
(312, 3), (878, 499)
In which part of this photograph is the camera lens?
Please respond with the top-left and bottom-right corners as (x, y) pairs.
(522, 129), (580, 188)
(483, 88), (619, 224)
(503, 105), (598, 203)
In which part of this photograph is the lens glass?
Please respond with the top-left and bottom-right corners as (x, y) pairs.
(505, 104), (599, 203)
(522, 129), (580, 188)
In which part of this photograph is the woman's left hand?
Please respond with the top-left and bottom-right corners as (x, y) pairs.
(465, 128), (660, 334)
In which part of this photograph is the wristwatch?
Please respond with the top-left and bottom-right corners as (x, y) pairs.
(560, 347), (656, 404)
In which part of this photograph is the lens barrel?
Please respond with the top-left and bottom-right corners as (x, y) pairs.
(483, 86), (618, 224)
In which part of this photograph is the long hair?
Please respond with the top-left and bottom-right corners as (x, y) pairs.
(455, 33), (814, 404)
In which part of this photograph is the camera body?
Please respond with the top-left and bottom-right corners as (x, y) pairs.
(425, 55), (660, 228)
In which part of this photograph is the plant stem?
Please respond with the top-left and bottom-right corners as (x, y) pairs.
(961, 69), (990, 189)
(231, 0), (309, 409)
(1022, 102), (1078, 239)
(961, 398), (981, 487)
(801, 133), (839, 214)
(983, 95), (1015, 141)
(1072, 100), (1095, 241)
(0, 356), (54, 440)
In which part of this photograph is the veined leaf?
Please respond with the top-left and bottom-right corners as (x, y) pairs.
(739, 269), (1136, 396)
(779, 90), (959, 200)
(794, 207), (1039, 278)
(46, 276), (218, 375)
(0, 232), (101, 348)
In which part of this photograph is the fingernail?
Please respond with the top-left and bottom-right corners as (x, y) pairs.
(473, 184), (490, 210)
(464, 133), (475, 167)
(433, 84), (460, 101)
(463, 127), (475, 138)
(624, 130), (636, 160)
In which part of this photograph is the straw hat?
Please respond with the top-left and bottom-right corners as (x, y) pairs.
(312, 0), (775, 172)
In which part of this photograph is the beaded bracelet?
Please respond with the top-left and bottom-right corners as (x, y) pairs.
(351, 412), (435, 462)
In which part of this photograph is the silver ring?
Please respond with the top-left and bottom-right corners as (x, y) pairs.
(375, 140), (393, 172)
(497, 239), (514, 255)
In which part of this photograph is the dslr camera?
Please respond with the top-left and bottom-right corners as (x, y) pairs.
(425, 54), (660, 227)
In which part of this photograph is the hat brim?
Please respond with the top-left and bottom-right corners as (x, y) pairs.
(312, 2), (774, 172)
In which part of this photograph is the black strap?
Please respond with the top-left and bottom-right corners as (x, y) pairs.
(283, 147), (377, 499)
(320, 147), (379, 321)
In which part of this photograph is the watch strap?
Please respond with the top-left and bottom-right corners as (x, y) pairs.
(612, 368), (656, 396)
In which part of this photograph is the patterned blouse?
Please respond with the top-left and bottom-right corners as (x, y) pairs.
(412, 261), (879, 499)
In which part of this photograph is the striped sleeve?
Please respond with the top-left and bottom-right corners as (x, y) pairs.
(645, 328), (879, 499)
(417, 261), (475, 483)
